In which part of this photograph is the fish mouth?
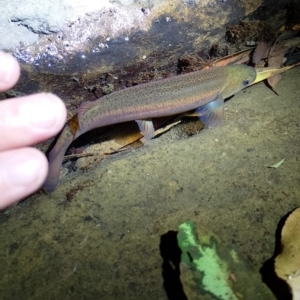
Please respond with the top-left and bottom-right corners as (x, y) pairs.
(251, 62), (300, 85)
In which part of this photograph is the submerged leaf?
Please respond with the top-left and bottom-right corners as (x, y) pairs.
(177, 221), (275, 300)
(267, 74), (281, 95)
(268, 158), (285, 168)
(275, 207), (300, 299)
(252, 42), (270, 65)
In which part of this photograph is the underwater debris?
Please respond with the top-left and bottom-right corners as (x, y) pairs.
(252, 42), (271, 65)
(4, 89), (26, 98)
(278, 23), (300, 33)
(208, 43), (229, 58)
(177, 48), (252, 73)
(252, 36), (300, 91)
(101, 83), (115, 95)
(268, 158), (285, 169)
(177, 55), (208, 73)
(70, 76), (80, 85)
(225, 21), (276, 48)
(63, 180), (93, 207)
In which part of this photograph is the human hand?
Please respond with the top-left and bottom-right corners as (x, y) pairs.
(0, 51), (67, 209)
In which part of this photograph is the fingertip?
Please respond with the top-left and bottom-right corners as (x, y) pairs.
(0, 148), (48, 210)
(0, 51), (20, 91)
(0, 93), (67, 151)
(20, 92), (67, 135)
(35, 93), (67, 134)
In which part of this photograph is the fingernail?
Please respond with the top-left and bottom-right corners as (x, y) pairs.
(0, 52), (15, 84)
(5, 154), (42, 187)
(20, 93), (65, 129)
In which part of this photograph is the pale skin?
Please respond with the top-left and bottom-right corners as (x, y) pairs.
(0, 51), (67, 209)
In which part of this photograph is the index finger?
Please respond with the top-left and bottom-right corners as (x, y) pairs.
(0, 93), (67, 151)
(0, 52), (20, 91)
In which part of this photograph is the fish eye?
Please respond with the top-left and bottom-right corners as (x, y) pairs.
(243, 79), (250, 86)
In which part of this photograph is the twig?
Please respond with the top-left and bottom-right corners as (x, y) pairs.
(63, 152), (94, 161)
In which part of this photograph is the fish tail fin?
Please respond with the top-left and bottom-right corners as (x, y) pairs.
(43, 115), (79, 193)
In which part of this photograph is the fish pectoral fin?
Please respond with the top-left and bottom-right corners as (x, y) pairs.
(136, 119), (155, 140)
(196, 98), (224, 127)
(78, 101), (95, 120)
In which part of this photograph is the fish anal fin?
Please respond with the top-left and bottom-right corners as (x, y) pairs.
(136, 119), (155, 140)
(196, 98), (225, 127)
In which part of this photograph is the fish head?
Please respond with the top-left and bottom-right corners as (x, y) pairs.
(221, 65), (256, 99)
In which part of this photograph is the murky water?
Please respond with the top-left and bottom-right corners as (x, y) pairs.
(0, 67), (299, 299)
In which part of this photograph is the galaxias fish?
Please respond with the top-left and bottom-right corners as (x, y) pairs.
(43, 65), (257, 192)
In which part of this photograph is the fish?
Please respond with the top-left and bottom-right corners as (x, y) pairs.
(43, 64), (258, 192)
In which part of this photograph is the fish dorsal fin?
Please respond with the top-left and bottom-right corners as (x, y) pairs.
(78, 101), (96, 120)
(196, 98), (224, 127)
(136, 119), (155, 141)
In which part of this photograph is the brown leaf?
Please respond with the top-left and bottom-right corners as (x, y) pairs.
(252, 42), (270, 65)
(266, 53), (285, 91)
(212, 48), (252, 67)
(267, 74), (282, 94)
(269, 37), (300, 60)
(275, 207), (300, 298)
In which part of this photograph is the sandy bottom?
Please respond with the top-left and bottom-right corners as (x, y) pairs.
(0, 67), (299, 299)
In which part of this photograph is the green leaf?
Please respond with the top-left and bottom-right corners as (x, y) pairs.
(268, 158), (285, 168)
(177, 221), (276, 300)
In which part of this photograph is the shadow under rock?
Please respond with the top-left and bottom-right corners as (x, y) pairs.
(160, 231), (187, 300)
